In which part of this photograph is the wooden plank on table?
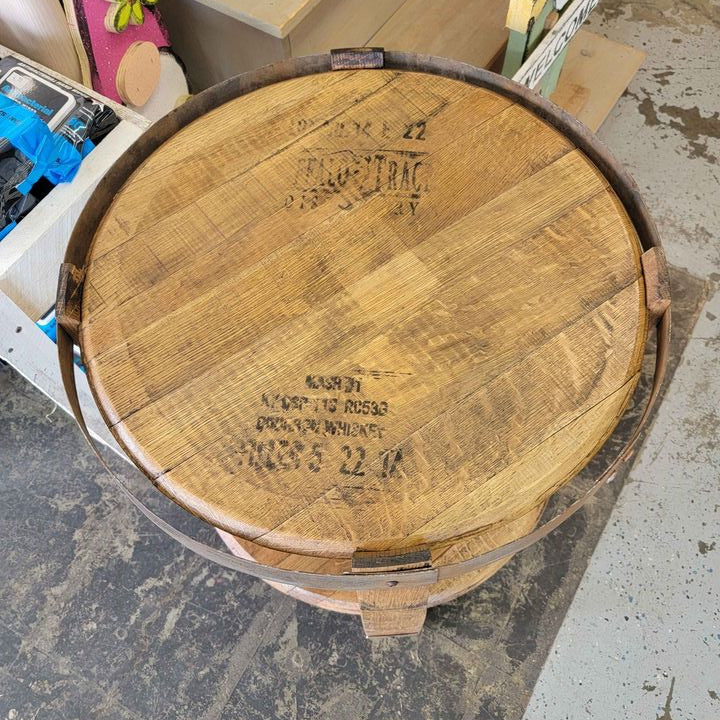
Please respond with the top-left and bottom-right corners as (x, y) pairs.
(368, 0), (509, 70)
(551, 29), (645, 132)
(289, 0), (405, 57)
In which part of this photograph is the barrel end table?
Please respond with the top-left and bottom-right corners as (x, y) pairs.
(57, 49), (670, 638)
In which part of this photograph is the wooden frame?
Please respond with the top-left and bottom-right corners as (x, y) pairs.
(0, 44), (148, 458)
(511, 0), (600, 90)
(0, 45), (150, 319)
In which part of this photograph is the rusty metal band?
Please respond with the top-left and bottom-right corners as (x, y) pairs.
(57, 50), (671, 591)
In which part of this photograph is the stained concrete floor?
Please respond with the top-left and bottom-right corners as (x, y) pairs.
(524, 1), (720, 718)
(1, 1), (719, 719)
(0, 266), (705, 720)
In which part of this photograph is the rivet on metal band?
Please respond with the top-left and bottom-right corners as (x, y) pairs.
(330, 47), (384, 71)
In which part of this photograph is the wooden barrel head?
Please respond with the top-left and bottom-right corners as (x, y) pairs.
(80, 66), (647, 558)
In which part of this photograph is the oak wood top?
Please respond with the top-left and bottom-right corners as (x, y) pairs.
(81, 69), (647, 557)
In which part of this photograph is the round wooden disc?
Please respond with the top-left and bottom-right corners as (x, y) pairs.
(115, 41), (160, 106)
(81, 67), (647, 558)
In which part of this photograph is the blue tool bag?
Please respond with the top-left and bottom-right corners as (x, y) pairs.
(0, 56), (118, 240)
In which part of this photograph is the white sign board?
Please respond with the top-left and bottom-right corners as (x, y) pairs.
(513, 0), (599, 88)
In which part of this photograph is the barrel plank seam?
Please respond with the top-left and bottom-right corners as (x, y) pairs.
(121, 72), (399, 200)
(97, 191), (640, 510)
(409, 371), (642, 542)
(88, 73), (413, 261)
(86, 148), (601, 427)
(130, 69), (362, 183)
(149, 279), (643, 548)
(82, 71), (402, 276)
(98, 178), (617, 431)
(82, 83), (515, 317)
(247, 301), (643, 548)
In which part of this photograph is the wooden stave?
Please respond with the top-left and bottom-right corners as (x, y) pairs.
(217, 501), (545, 614)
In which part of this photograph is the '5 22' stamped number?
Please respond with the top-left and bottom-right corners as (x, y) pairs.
(231, 439), (404, 479)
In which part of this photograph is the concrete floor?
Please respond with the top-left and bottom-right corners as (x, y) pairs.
(525, 1), (720, 718)
(0, 272), (703, 720)
(1, 1), (719, 718)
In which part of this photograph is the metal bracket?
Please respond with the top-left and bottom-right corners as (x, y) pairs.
(330, 48), (384, 71)
(56, 262), (85, 344)
(351, 546), (432, 576)
(352, 546), (433, 637)
(641, 247), (671, 324)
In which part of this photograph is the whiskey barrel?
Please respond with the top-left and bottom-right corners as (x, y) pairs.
(57, 50), (670, 637)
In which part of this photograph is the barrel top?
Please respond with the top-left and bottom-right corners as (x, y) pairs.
(80, 67), (647, 557)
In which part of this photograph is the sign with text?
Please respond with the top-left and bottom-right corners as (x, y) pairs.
(513, 0), (600, 88)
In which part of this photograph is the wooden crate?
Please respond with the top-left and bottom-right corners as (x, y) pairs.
(0, 45), (147, 454)
(0, 46), (150, 319)
(161, 0), (510, 90)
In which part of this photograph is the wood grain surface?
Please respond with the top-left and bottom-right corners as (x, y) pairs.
(80, 68), (647, 559)
(367, 0), (509, 71)
(550, 29), (646, 132)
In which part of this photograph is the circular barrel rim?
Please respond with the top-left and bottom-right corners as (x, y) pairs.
(60, 51), (667, 590)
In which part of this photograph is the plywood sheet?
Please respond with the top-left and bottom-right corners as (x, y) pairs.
(552, 29), (645, 132)
(369, 0), (509, 69)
